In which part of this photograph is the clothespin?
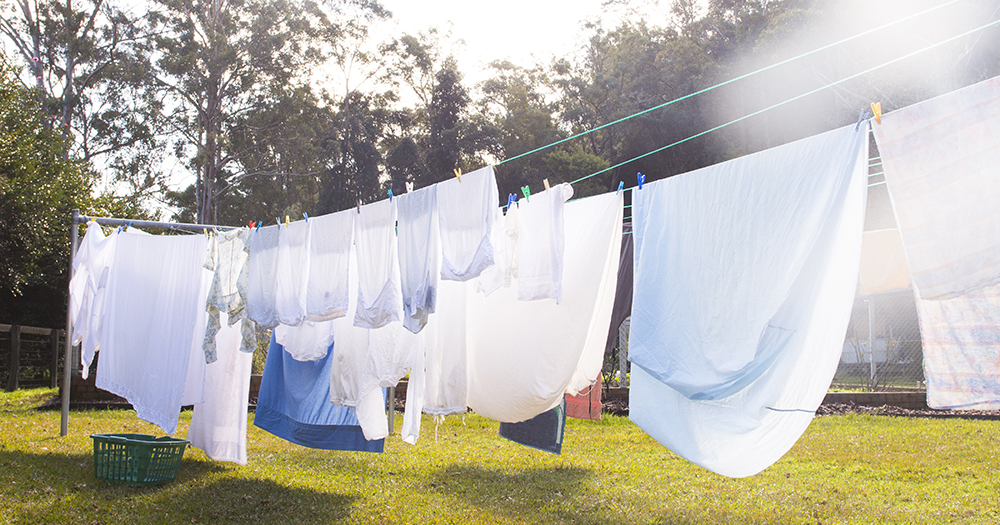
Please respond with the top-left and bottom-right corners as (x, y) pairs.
(506, 193), (517, 209)
(388, 189), (394, 202)
(543, 178), (550, 191)
(203, 228), (208, 236)
(405, 182), (414, 193)
(637, 172), (645, 190)
(357, 199), (362, 214)
(255, 221), (262, 232)
(303, 213), (309, 222)
(855, 109), (871, 131)
(870, 102), (882, 124)
(454, 168), (462, 183)
(275, 217), (281, 227)
(127, 221), (133, 231)
(248, 220), (254, 229)
(616, 181), (624, 195)
(284, 216), (289, 228)
(521, 185), (531, 203)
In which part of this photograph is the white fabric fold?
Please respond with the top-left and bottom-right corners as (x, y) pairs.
(420, 279), (470, 416)
(465, 191), (623, 423)
(96, 233), (210, 435)
(70, 223), (119, 379)
(871, 76), (1000, 300)
(354, 199), (401, 329)
(396, 186), (440, 333)
(437, 166), (499, 281)
(628, 123), (869, 478)
(188, 311), (253, 464)
(517, 184), (573, 303)
(306, 209), (354, 322)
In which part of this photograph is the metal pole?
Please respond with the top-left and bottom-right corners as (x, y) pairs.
(868, 298), (876, 391)
(60, 209), (78, 436)
(387, 386), (395, 434)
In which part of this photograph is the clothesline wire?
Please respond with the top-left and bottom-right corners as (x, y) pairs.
(493, 0), (961, 169)
(567, 16), (1000, 188)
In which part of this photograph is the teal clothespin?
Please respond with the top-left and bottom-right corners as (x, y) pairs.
(388, 189), (393, 202)
(521, 185), (531, 203)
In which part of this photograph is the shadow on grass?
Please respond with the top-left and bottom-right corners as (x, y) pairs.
(2, 449), (356, 524)
(426, 464), (620, 524)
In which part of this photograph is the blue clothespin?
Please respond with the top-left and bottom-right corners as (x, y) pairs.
(255, 221), (262, 232)
(127, 221), (133, 230)
(388, 189), (393, 202)
(303, 212), (309, 222)
(616, 181), (624, 195)
(855, 109), (871, 131)
(506, 193), (517, 209)
(637, 172), (645, 190)
(521, 185), (531, 203)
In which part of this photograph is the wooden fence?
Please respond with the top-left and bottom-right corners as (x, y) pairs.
(0, 324), (65, 391)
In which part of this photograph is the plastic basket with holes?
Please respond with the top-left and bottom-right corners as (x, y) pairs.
(90, 433), (189, 486)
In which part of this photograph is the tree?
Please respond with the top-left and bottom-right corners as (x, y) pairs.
(424, 57), (469, 183)
(0, 58), (92, 327)
(150, 0), (387, 224)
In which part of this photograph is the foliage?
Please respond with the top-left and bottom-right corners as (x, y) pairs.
(3, 388), (1000, 523)
(0, 59), (94, 327)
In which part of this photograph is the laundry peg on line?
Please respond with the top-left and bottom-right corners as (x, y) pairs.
(357, 199), (362, 214)
(506, 193), (517, 209)
(616, 181), (624, 195)
(521, 185), (531, 203)
(543, 178), (550, 191)
(285, 216), (290, 228)
(454, 168), (462, 183)
(303, 213), (309, 222)
(855, 109), (871, 131)
(405, 182), (414, 193)
(388, 189), (394, 202)
(870, 102), (882, 124)
(637, 172), (645, 190)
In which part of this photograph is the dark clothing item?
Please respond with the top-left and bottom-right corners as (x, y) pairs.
(498, 399), (566, 454)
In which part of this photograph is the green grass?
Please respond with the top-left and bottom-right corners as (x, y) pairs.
(1, 388), (999, 524)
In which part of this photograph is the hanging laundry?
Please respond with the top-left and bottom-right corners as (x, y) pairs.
(517, 183), (573, 303)
(255, 333), (383, 452)
(915, 282), (1000, 410)
(498, 398), (566, 454)
(203, 228), (256, 363)
(858, 228), (910, 296)
(180, 263), (215, 406)
(188, 312), (253, 464)
(246, 224), (280, 328)
(329, 246), (424, 443)
(466, 190), (623, 423)
(871, 76), (1000, 301)
(602, 222), (634, 357)
(565, 374), (602, 421)
(476, 205), (518, 296)
(629, 123), (869, 478)
(274, 320), (335, 362)
(69, 222), (118, 379)
(396, 185), (440, 333)
(871, 77), (1000, 409)
(305, 208), (354, 322)
(354, 199), (402, 329)
(96, 232), (210, 435)
(275, 219), (311, 326)
(420, 279), (469, 417)
(437, 165), (499, 282)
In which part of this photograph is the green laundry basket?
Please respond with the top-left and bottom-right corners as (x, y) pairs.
(91, 433), (189, 486)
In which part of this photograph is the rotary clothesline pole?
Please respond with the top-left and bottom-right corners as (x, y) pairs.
(61, 212), (237, 437)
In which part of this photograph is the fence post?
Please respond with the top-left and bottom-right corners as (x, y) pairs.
(50, 330), (60, 389)
(7, 325), (20, 392)
(868, 298), (876, 391)
(61, 209), (79, 436)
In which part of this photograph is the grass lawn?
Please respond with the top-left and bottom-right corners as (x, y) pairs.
(1, 388), (999, 524)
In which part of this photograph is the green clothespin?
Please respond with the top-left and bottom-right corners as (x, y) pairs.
(521, 185), (531, 203)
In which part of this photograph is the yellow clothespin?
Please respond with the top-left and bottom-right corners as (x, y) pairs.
(203, 228), (207, 236)
(285, 215), (289, 228)
(454, 168), (462, 183)
(543, 178), (551, 191)
(871, 102), (882, 125)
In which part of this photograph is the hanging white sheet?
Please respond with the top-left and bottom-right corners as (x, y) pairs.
(629, 123), (869, 478)
(517, 184), (572, 303)
(96, 232), (210, 435)
(246, 225), (280, 328)
(275, 219), (311, 326)
(188, 311), (253, 464)
(69, 222), (118, 379)
(305, 209), (354, 322)
(871, 76), (1000, 301)
(437, 166), (499, 281)
(871, 77), (1000, 410)
(396, 185), (440, 333)
(354, 199), (402, 329)
(420, 279), (469, 416)
(465, 190), (623, 423)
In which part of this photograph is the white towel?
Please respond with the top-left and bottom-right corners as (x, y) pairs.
(396, 185), (440, 333)
(437, 166), (499, 281)
(516, 184), (572, 303)
(275, 219), (311, 326)
(353, 199), (401, 329)
(246, 225), (280, 328)
(306, 209), (354, 322)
